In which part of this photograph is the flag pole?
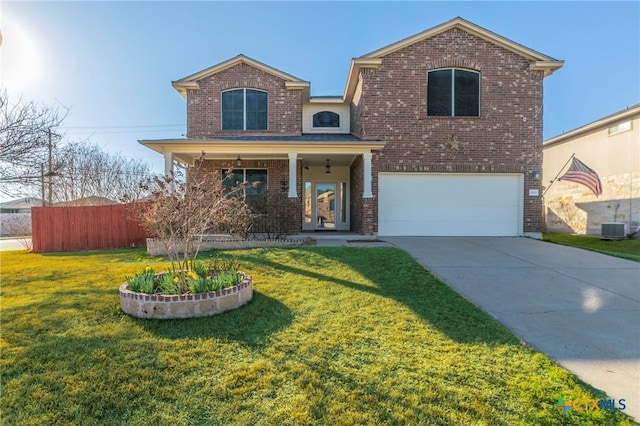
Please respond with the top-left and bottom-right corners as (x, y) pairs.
(542, 153), (575, 197)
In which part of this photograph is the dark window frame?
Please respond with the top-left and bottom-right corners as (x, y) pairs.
(427, 68), (480, 117)
(221, 168), (268, 198)
(221, 89), (268, 130)
(312, 111), (340, 128)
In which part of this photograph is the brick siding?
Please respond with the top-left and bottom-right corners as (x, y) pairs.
(352, 28), (545, 233)
(181, 25), (549, 235)
(196, 159), (302, 234)
(350, 154), (379, 235)
(187, 63), (303, 138)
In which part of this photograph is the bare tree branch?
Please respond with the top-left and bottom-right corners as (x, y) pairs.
(138, 154), (252, 277)
(52, 141), (153, 203)
(0, 90), (69, 198)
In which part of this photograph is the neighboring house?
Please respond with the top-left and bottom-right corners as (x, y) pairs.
(0, 197), (46, 213)
(54, 196), (118, 207)
(0, 198), (45, 236)
(543, 104), (640, 235)
(141, 17), (563, 237)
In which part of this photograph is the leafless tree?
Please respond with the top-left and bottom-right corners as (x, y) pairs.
(138, 154), (252, 273)
(52, 141), (152, 204)
(0, 90), (66, 195)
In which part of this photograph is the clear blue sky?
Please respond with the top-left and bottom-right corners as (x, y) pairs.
(2, 1), (639, 176)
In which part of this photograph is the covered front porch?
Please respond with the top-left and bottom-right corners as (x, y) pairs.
(139, 135), (384, 235)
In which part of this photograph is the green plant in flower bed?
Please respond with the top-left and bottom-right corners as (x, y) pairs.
(125, 267), (155, 293)
(126, 259), (242, 295)
(157, 272), (181, 295)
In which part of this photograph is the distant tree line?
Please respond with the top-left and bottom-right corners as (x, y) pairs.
(0, 90), (153, 203)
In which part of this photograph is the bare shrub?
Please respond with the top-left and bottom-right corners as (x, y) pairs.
(138, 154), (252, 275)
(248, 191), (296, 239)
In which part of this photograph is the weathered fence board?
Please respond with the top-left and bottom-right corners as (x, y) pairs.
(31, 204), (148, 252)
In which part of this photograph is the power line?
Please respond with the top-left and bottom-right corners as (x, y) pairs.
(59, 123), (185, 136)
(60, 124), (184, 130)
(64, 128), (185, 135)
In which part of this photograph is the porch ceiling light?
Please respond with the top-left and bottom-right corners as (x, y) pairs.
(236, 156), (242, 167)
(325, 159), (331, 174)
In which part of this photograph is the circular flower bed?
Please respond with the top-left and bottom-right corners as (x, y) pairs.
(119, 272), (253, 319)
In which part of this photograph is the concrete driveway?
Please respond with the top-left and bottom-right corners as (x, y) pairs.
(383, 236), (640, 421)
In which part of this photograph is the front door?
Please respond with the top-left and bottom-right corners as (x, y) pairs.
(302, 166), (350, 231)
(315, 183), (336, 229)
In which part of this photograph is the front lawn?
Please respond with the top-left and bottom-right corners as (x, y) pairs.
(543, 233), (640, 262)
(1, 247), (634, 425)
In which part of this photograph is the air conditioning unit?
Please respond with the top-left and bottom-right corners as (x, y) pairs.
(601, 222), (627, 240)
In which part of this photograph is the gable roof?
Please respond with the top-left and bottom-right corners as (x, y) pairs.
(172, 54), (310, 98)
(544, 104), (640, 147)
(0, 197), (46, 210)
(362, 17), (562, 63)
(54, 196), (119, 207)
(343, 17), (564, 101)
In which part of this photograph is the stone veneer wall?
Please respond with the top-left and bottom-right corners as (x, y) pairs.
(119, 275), (253, 319)
(545, 171), (640, 235)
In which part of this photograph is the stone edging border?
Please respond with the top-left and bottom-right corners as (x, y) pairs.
(119, 273), (253, 319)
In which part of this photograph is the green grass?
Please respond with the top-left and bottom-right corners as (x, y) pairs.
(1, 247), (635, 425)
(544, 233), (640, 262)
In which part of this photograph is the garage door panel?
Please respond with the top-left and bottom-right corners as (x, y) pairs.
(378, 173), (522, 236)
(380, 220), (519, 236)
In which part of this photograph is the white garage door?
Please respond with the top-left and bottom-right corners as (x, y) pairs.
(378, 173), (523, 236)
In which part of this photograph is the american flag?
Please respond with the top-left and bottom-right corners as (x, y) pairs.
(559, 157), (603, 196)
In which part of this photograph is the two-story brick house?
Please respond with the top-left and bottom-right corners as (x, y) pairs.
(141, 17), (563, 237)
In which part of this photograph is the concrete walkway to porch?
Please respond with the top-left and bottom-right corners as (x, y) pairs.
(288, 232), (393, 247)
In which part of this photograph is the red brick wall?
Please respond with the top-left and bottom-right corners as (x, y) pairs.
(187, 63), (303, 138)
(196, 159), (302, 234)
(350, 154), (379, 235)
(350, 156), (364, 234)
(352, 28), (545, 233)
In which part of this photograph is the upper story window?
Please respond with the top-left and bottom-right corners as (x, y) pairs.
(427, 69), (480, 117)
(313, 111), (340, 128)
(221, 89), (268, 130)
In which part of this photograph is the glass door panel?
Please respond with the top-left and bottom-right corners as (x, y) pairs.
(316, 183), (336, 229)
(304, 182), (312, 224)
(340, 182), (347, 223)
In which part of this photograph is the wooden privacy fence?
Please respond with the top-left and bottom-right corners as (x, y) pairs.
(31, 203), (149, 252)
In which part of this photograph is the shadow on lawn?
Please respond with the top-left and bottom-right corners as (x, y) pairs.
(238, 247), (519, 346)
(39, 247), (156, 262)
(134, 291), (293, 348)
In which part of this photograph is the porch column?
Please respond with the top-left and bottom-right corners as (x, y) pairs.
(288, 153), (298, 198)
(363, 152), (373, 198)
(163, 152), (174, 177)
